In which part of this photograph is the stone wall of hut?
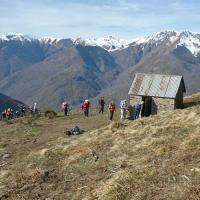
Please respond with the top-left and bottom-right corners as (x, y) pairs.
(129, 96), (142, 106)
(151, 97), (175, 114)
(129, 95), (175, 115)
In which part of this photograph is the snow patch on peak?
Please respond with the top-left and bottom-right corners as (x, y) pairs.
(0, 33), (35, 42)
(74, 37), (86, 45)
(178, 32), (200, 57)
(132, 31), (180, 45)
(75, 36), (132, 51)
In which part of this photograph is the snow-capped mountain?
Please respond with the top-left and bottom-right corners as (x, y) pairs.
(1, 30), (200, 110)
(178, 32), (200, 56)
(1, 31), (200, 56)
(0, 33), (64, 45)
(75, 31), (200, 57)
(131, 30), (180, 45)
(0, 33), (36, 42)
(74, 36), (132, 51)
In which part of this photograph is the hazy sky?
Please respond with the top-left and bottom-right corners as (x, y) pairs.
(0, 0), (200, 39)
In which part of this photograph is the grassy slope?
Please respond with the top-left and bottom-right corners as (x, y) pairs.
(1, 100), (200, 199)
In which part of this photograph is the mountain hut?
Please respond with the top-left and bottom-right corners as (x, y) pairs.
(128, 73), (186, 116)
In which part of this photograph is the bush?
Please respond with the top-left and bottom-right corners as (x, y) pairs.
(44, 110), (57, 119)
(109, 121), (126, 132)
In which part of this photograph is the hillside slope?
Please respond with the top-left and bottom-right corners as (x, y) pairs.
(0, 93), (25, 113)
(1, 99), (200, 199)
(0, 44), (119, 110)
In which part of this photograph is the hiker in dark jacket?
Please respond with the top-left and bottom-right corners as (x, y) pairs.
(135, 101), (144, 119)
(98, 97), (106, 114)
(20, 105), (25, 116)
(15, 111), (20, 118)
(1, 110), (6, 120)
(135, 103), (141, 119)
(62, 102), (69, 116)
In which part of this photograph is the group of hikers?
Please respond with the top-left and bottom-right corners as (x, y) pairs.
(1, 98), (144, 121)
(1, 108), (16, 120)
(79, 98), (118, 120)
(1, 103), (38, 120)
(61, 97), (144, 121)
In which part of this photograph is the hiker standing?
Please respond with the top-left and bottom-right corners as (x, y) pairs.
(20, 104), (26, 116)
(132, 105), (136, 120)
(135, 101), (144, 119)
(98, 97), (106, 114)
(6, 108), (13, 120)
(62, 102), (69, 116)
(120, 100), (128, 120)
(108, 101), (116, 121)
(135, 103), (141, 119)
(33, 102), (38, 113)
(29, 105), (33, 114)
(2, 109), (6, 120)
(139, 101), (144, 118)
(15, 110), (20, 118)
(81, 99), (90, 117)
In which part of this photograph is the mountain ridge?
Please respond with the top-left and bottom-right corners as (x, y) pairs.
(1, 30), (200, 55)
(0, 30), (200, 110)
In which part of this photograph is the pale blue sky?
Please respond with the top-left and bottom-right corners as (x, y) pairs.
(0, 0), (200, 39)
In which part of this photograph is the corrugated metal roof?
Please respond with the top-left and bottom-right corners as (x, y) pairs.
(128, 73), (186, 98)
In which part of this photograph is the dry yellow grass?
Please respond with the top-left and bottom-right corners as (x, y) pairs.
(184, 92), (200, 107)
(1, 100), (200, 199)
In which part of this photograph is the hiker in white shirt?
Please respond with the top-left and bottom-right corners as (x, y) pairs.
(120, 100), (128, 120)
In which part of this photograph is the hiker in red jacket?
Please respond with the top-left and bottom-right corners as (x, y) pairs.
(81, 99), (90, 117)
(29, 105), (34, 114)
(6, 108), (13, 120)
(108, 101), (116, 121)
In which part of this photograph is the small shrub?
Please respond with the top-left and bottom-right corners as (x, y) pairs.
(109, 121), (126, 133)
(188, 138), (200, 148)
(44, 110), (57, 119)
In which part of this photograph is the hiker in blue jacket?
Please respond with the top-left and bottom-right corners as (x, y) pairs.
(135, 101), (144, 119)
(135, 103), (140, 119)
